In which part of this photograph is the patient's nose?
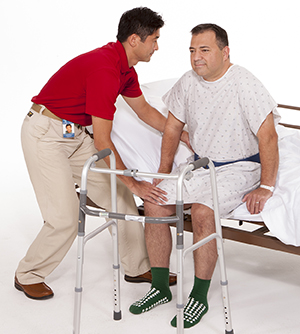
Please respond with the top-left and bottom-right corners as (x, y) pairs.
(194, 50), (203, 60)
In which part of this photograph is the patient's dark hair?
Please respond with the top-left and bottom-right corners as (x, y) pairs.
(117, 7), (164, 43)
(191, 23), (229, 50)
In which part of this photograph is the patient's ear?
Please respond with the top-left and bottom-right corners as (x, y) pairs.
(222, 46), (230, 61)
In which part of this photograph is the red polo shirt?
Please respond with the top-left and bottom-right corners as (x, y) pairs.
(32, 41), (142, 126)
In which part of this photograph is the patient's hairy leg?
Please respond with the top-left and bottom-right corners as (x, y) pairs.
(144, 202), (176, 268)
(129, 202), (176, 315)
(191, 203), (217, 280)
(171, 203), (216, 328)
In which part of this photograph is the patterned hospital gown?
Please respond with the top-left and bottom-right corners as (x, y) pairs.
(159, 65), (281, 216)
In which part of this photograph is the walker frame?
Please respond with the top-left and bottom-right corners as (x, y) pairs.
(73, 148), (234, 334)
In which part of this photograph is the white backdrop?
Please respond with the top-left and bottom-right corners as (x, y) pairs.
(1, 3), (299, 332)
(1, 0), (299, 204)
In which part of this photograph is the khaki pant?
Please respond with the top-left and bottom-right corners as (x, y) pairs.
(16, 109), (150, 284)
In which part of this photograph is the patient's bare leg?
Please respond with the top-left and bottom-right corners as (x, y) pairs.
(144, 202), (176, 267)
(171, 203), (216, 328)
(191, 203), (217, 279)
(129, 202), (176, 315)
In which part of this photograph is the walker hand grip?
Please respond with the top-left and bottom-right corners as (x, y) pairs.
(93, 148), (112, 162)
(191, 157), (209, 171)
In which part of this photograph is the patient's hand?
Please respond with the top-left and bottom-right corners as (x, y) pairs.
(242, 187), (273, 215)
(131, 180), (168, 205)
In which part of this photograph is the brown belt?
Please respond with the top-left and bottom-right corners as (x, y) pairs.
(31, 103), (62, 122)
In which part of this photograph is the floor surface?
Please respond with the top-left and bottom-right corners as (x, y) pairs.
(1, 192), (300, 334)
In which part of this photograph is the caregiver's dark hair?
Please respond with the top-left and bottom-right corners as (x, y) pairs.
(117, 7), (164, 43)
(191, 23), (229, 50)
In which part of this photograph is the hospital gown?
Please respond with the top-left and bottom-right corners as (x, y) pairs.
(159, 65), (281, 216)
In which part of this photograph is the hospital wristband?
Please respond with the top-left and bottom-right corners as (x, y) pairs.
(260, 185), (274, 192)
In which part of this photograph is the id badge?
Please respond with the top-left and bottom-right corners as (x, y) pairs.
(63, 120), (75, 138)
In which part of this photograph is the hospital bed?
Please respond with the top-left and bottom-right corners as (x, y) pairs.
(109, 78), (300, 253)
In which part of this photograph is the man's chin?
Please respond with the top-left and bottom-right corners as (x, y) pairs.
(193, 67), (206, 76)
(140, 58), (151, 63)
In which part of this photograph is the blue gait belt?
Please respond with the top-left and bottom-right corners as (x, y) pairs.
(194, 153), (260, 168)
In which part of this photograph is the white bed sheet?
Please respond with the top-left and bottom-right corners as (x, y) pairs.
(111, 79), (193, 182)
(111, 79), (300, 246)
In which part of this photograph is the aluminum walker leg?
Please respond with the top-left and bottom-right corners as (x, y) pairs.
(73, 233), (85, 334)
(73, 187), (87, 334)
(216, 236), (234, 334)
(73, 149), (122, 333)
(175, 199), (185, 334)
(111, 219), (121, 321)
(209, 159), (234, 334)
(176, 248), (184, 334)
(175, 158), (234, 333)
(73, 219), (122, 333)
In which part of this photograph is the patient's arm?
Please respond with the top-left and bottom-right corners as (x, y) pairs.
(155, 112), (185, 184)
(242, 112), (279, 214)
(92, 115), (167, 204)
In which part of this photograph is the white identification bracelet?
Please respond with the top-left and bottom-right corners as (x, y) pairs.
(260, 185), (274, 192)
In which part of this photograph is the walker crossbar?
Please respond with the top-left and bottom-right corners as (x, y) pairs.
(84, 207), (181, 225)
(72, 150), (234, 334)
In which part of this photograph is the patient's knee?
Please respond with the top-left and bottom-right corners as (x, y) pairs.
(144, 201), (160, 216)
(144, 201), (175, 217)
(191, 204), (215, 235)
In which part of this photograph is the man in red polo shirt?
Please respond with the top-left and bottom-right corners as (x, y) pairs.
(15, 7), (182, 300)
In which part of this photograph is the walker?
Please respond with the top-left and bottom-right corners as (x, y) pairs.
(73, 148), (234, 334)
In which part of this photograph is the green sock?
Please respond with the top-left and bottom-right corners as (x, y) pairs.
(171, 276), (210, 328)
(129, 267), (172, 315)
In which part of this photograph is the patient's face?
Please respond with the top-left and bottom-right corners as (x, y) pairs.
(189, 30), (230, 81)
(134, 29), (160, 63)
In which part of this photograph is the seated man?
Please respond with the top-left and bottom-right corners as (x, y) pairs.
(129, 23), (280, 328)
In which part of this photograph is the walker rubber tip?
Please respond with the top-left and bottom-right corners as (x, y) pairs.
(114, 311), (122, 321)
